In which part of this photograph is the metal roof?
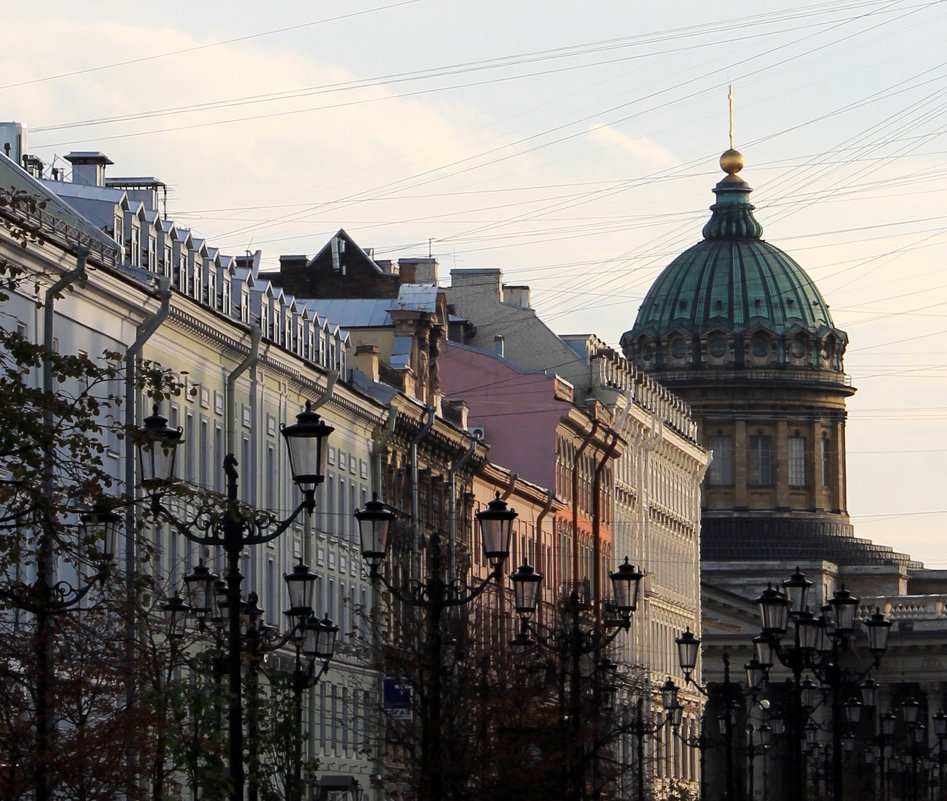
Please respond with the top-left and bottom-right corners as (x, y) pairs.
(297, 298), (394, 328)
(625, 157), (842, 341)
(393, 283), (438, 312)
(1, 153), (119, 260)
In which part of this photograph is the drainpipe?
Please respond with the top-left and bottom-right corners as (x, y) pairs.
(534, 491), (554, 624)
(368, 404), (397, 800)
(592, 431), (622, 611)
(122, 275), (171, 794)
(592, 395), (632, 603)
(226, 327), (262, 458)
(499, 471), (518, 501)
(411, 407), (436, 577)
(308, 370), (338, 414)
(370, 405), (398, 495)
(37, 249), (88, 801)
(43, 249), (89, 444)
(299, 370), (338, 567)
(571, 420), (600, 592)
(447, 437), (477, 580)
(124, 274), (171, 569)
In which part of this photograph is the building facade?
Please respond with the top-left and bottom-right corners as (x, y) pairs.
(443, 269), (709, 794)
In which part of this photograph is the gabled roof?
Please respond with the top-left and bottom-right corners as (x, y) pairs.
(308, 228), (385, 275)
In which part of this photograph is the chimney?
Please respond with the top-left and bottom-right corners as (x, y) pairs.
(22, 155), (44, 179)
(64, 151), (114, 187)
(0, 122), (27, 166)
(354, 344), (380, 383)
(494, 335), (505, 358)
(398, 257), (438, 285)
(503, 284), (531, 309)
(450, 268), (503, 299)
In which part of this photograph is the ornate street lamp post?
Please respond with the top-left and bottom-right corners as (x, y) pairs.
(751, 569), (891, 801)
(675, 628), (745, 801)
(139, 401), (332, 801)
(509, 555), (643, 801)
(171, 558), (337, 801)
(355, 491), (517, 801)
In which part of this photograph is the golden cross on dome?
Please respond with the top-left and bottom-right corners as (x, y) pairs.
(728, 84), (734, 150)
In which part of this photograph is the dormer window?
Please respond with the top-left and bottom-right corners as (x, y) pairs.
(114, 214), (123, 246)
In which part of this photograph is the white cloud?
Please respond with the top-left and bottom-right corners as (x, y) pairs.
(584, 125), (676, 169)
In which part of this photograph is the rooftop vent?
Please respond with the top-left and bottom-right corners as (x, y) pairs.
(64, 151), (113, 187)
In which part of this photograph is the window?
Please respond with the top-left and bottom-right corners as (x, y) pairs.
(709, 336), (727, 358)
(707, 436), (733, 485)
(207, 268), (217, 308)
(350, 484), (357, 543)
(214, 425), (223, 493)
(789, 436), (806, 487)
(242, 436), (251, 500)
(130, 225), (140, 266)
(184, 412), (195, 483)
(338, 479), (346, 541)
(170, 406), (181, 479)
(326, 475), (336, 537)
(192, 262), (202, 301)
(821, 437), (832, 487)
(266, 445), (276, 510)
(749, 435), (773, 486)
(751, 334), (769, 358)
(200, 419), (209, 487)
(266, 558), (276, 625)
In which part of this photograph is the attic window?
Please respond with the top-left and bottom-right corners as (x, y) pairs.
(715, 299), (723, 310)
(678, 299), (687, 310)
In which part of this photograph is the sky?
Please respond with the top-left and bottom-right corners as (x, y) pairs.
(3, 1), (947, 568)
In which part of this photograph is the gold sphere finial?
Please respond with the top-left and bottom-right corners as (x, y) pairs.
(720, 148), (744, 176)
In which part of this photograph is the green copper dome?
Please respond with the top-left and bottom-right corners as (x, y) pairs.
(623, 154), (841, 345)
